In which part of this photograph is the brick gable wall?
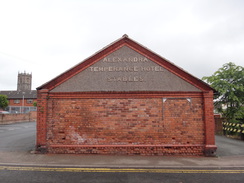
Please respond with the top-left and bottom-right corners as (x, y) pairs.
(37, 95), (206, 155)
(36, 36), (217, 156)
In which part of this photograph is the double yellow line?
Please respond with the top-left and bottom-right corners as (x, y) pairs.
(0, 166), (244, 174)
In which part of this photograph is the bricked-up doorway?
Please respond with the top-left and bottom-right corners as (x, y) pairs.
(36, 35), (217, 156)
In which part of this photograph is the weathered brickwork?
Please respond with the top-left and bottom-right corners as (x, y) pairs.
(43, 97), (205, 155)
(48, 145), (204, 155)
(36, 89), (49, 153)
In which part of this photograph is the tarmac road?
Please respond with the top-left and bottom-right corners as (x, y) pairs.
(0, 122), (35, 152)
(1, 166), (244, 183)
(215, 135), (244, 156)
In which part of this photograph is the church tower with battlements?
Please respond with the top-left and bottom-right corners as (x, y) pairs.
(17, 72), (32, 91)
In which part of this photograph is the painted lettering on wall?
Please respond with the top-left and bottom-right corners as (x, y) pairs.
(103, 57), (148, 63)
(107, 76), (144, 82)
(89, 57), (164, 82)
(89, 66), (165, 72)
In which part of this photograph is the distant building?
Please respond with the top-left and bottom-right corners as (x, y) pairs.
(17, 72), (32, 91)
(0, 72), (37, 113)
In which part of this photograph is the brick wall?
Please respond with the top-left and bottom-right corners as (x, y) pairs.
(202, 91), (217, 156)
(36, 89), (48, 152)
(214, 114), (223, 135)
(0, 111), (36, 124)
(40, 96), (205, 155)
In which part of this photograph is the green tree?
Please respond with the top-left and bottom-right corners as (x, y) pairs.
(0, 95), (9, 110)
(202, 62), (244, 121)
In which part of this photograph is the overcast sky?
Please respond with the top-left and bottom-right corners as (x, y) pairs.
(0, 0), (243, 90)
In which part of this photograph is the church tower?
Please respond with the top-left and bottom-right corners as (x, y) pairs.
(17, 72), (32, 91)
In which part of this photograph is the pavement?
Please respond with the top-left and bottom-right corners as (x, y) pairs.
(1, 151), (244, 168)
(1, 122), (244, 168)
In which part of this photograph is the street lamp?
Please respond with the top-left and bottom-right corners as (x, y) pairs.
(22, 92), (25, 113)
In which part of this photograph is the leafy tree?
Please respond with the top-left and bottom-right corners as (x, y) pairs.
(202, 62), (244, 121)
(0, 95), (9, 110)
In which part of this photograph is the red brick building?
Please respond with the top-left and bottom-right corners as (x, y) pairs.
(0, 90), (37, 113)
(0, 72), (37, 113)
(36, 35), (217, 156)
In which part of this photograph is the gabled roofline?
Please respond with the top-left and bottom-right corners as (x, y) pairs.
(37, 35), (128, 90)
(37, 34), (214, 92)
